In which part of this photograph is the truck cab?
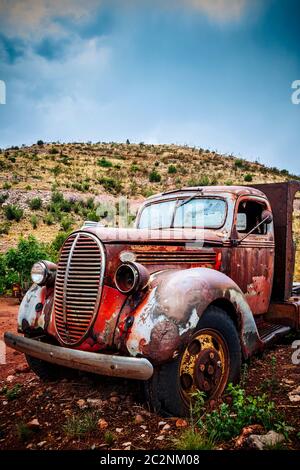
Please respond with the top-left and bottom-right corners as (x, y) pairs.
(5, 182), (300, 417)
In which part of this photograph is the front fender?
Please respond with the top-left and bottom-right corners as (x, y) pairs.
(18, 284), (54, 333)
(125, 268), (262, 363)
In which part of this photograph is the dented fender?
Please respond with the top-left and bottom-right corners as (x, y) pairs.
(124, 268), (262, 363)
(18, 284), (54, 332)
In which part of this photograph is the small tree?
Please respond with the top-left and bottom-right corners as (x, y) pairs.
(5, 236), (50, 289)
(149, 169), (161, 183)
(4, 205), (23, 222)
(29, 197), (42, 210)
(244, 174), (253, 182)
(168, 164), (177, 174)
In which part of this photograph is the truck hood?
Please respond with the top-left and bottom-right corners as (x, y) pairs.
(83, 226), (227, 246)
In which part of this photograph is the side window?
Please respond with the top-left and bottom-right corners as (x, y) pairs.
(236, 199), (268, 235)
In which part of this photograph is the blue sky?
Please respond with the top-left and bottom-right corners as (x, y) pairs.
(0, 0), (299, 173)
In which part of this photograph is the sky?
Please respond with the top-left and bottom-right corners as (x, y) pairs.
(0, 0), (299, 173)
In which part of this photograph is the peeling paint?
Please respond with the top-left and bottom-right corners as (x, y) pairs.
(18, 284), (46, 330)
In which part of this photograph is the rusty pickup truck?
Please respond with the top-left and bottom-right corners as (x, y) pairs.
(4, 181), (300, 416)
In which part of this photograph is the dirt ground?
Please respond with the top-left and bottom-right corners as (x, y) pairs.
(0, 297), (300, 451)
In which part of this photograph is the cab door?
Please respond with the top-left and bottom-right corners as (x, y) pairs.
(230, 196), (275, 315)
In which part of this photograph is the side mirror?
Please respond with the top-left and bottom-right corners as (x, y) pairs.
(237, 213), (247, 231)
(261, 209), (273, 224)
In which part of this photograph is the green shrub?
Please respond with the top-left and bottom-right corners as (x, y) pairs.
(195, 384), (287, 442)
(86, 210), (99, 222)
(60, 198), (73, 212)
(168, 164), (177, 174)
(85, 197), (95, 210)
(49, 147), (59, 155)
(0, 193), (8, 204)
(30, 215), (39, 229)
(60, 155), (71, 165)
(141, 187), (154, 198)
(260, 356), (279, 392)
(234, 158), (249, 170)
(51, 191), (64, 204)
(5, 236), (51, 288)
(63, 412), (98, 438)
(50, 191), (73, 215)
(149, 169), (161, 183)
(5, 384), (22, 401)
(104, 431), (116, 446)
(244, 174), (253, 182)
(188, 175), (214, 186)
(43, 213), (54, 225)
(16, 422), (34, 442)
(3, 182), (11, 190)
(173, 429), (215, 450)
(0, 222), (10, 234)
(29, 197), (42, 210)
(4, 205), (23, 222)
(99, 177), (122, 194)
(130, 164), (140, 173)
(97, 157), (113, 168)
(60, 216), (73, 232)
(51, 232), (70, 254)
(37, 140), (44, 146)
(51, 165), (62, 176)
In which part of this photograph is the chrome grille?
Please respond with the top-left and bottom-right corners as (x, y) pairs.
(54, 233), (105, 345)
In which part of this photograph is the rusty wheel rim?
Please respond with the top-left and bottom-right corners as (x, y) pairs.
(179, 329), (230, 405)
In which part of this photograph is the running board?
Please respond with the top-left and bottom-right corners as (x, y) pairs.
(256, 320), (291, 345)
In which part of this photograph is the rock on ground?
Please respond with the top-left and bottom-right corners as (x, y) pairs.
(246, 431), (285, 450)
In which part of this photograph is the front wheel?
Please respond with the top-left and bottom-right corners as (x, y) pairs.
(25, 354), (66, 381)
(145, 306), (242, 417)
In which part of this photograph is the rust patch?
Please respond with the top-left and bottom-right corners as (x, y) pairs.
(140, 320), (181, 362)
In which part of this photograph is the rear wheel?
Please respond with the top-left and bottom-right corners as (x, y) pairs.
(145, 306), (241, 417)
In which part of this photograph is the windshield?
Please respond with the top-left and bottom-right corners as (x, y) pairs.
(138, 197), (227, 229)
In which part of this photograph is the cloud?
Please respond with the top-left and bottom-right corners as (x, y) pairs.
(0, 0), (251, 40)
(181, 0), (248, 21)
(0, 34), (25, 63)
(0, 0), (100, 38)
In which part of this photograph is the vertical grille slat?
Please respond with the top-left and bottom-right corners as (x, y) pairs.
(54, 233), (105, 345)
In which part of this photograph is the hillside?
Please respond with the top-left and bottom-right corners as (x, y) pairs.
(0, 142), (299, 280)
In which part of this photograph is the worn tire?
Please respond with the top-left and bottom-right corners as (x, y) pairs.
(145, 306), (242, 417)
(25, 354), (66, 381)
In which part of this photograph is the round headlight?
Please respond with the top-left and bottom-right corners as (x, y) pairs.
(30, 260), (57, 286)
(31, 261), (47, 285)
(114, 262), (150, 295)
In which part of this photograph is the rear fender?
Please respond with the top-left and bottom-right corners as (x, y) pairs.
(124, 267), (262, 363)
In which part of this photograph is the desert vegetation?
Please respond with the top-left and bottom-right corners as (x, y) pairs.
(0, 141), (299, 279)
